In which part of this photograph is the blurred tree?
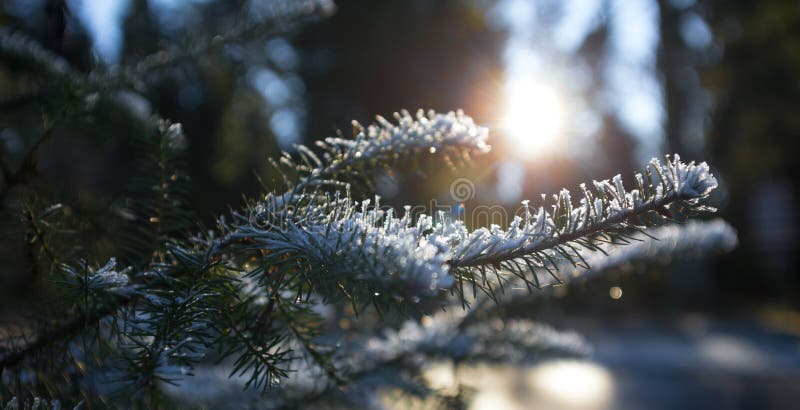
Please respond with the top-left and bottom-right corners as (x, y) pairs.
(703, 0), (800, 305)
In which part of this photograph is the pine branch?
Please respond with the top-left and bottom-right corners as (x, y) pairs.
(218, 295), (292, 392)
(0, 112), (63, 208)
(330, 318), (585, 407)
(213, 265), (293, 392)
(445, 155), (718, 295)
(240, 153), (719, 308)
(2, 396), (66, 410)
(114, 283), (221, 398)
(206, 109), (491, 310)
(0, 1), (333, 97)
(0, 0), (333, 195)
(120, 120), (193, 267)
(0, 30), (76, 82)
(118, 0), (335, 86)
(0, 259), (133, 370)
(167, 311), (589, 408)
(276, 299), (344, 386)
(558, 218), (737, 281)
(269, 109), (489, 209)
(461, 218), (738, 324)
(235, 195), (452, 303)
(21, 204), (63, 289)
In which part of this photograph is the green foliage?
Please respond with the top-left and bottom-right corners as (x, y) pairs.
(120, 120), (193, 268)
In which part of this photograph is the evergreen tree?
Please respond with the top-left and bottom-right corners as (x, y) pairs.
(0, 1), (735, 408)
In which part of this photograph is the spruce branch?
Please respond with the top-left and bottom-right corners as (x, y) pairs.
(235, 195), (453, 303)
(245, 153), (719, 308)
(120, 120), (193, 268)
(445, 155), (718, 295)
(214, 266), (293, 392)
(197, 109), (491, 310)
(0, 259), (134, 371)
(343, 311), (588, 371)
(0, 111), (64, 208)
(164, 310), (589, 408)
(0, 0), (333, 97)
(462, 219), (738, 322)
(114, 284), (221, 394)
(21, 204), (65, 288)
(120, 0), (335, 86)
(2, 396), (65, 410)
(269, 109), (490, 209)
(275, 297), (345, 386)
(558, 218), (737, 282)
(310, 315), (588, 408)
(0, 30), (77, 82)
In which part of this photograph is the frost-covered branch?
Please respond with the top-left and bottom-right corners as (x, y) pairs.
(235, 196), (452, 296)
(209, 110), (490, 304)
(299, 314), (587, 407)
(342, 312), (588, 371)
(444, 155), (718, 293)
(461, 219), (738, 314)
(0, 259), (135, 370)
(563, 218), (737, 280)
(269, 109), (490, 208)
(232, 153), (720, 309)
(452, 155), (717, 268)
(163, 311), (588, 408)
(462, 218), (737, 310)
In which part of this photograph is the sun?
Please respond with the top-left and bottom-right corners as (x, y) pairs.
(500, 77), (567, 157)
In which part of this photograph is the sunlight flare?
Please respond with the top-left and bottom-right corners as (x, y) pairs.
(500, 77), (566, 156)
